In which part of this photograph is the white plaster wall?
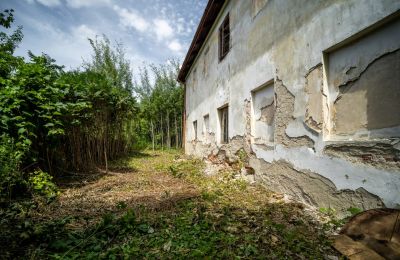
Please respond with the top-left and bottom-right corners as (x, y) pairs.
(184, 0), (400, 208)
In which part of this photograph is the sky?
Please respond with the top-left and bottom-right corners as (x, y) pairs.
(0, 0), (207, 74)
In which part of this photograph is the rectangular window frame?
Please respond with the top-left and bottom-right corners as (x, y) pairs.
(218, 14), (230, 61)
(203, 114), (210, 135)
(218, 106), (229, 144)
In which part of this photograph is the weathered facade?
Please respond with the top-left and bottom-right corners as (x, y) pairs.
(178, 0), (400, 214)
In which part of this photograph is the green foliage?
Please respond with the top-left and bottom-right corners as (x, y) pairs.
(0, 150), (339, 258)
(0, 9), (139, 200)
(319, 206), (363, 232)
(347, 206), (362, 216)
(0, 134), (26, 200)
(0, 9), (24, 77)
(28, 170), (59, 202)
(134, 61), (183, 149)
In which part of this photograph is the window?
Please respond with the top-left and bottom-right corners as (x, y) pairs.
(193, 120), (197, 140)
(203, 114), (210, 135)
(251, 81), (275, 144)
(202, 46), (209, 77)
(219, 106), (229, 143)
(218, 14), (230, 61)
(325, 17), (400, 140)
(192, 67), (197, 88)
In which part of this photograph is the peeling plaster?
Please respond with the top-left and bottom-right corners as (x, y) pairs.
(184, 0), (400, 213)
(251, 144), (400, 208)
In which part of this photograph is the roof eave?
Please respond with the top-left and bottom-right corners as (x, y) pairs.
(177, 0), (226, 83)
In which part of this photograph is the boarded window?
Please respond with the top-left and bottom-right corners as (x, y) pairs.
(326, 17), (400, 139)
(219, 14), (230, 61)
(219, 106), (229, 143)
(203, 114), (210, 134)
(193, 120), (197, 140)
(251, 82), (275, 144)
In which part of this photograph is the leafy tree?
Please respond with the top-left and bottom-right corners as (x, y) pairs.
(0, 11), (138, 198)
(134, 60), (183, 150)
(0, 9), (23, 77)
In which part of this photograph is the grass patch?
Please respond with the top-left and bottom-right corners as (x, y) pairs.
(0, 150), (340, 259)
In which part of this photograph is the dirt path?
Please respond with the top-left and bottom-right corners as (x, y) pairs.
(38, 150), (199, 225)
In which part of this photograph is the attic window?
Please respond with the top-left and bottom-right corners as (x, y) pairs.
(219, 14), (230, 61)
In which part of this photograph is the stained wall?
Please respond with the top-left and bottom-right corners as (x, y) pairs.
(183, 0), (400, 214)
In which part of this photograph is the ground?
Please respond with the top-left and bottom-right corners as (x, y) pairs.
(0, 150), (341, 259)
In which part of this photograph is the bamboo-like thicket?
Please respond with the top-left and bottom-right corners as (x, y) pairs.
(58, 37), (138, 171)
(0, 9), (183, 199)
(0, 9), (137, 177)
(134, 61), (183, 150)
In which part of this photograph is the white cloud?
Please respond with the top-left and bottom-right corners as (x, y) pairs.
(113, 5), (149, 32)
(72, 24), (97, 41)
(65, 0), (111, 8)
(167, 39), (182, 52)
(36, 0), (61, 7)
(153, 19), (173, 40)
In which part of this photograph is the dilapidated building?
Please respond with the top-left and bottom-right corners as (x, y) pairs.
(177, 0), (400, 214)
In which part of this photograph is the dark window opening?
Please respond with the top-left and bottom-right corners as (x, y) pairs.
(193, 120), (198, 140)
(203, 114), (210, 134)
(219, 14), (230, 61)
(219, 106), (229, 143)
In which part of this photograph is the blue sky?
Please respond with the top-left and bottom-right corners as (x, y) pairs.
(0, 0), (207, 73)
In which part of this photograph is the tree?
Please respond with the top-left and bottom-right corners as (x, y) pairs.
(134, 60), (183, 149)
(0, 9), (23, 78)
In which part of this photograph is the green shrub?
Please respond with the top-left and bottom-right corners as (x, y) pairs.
(28, 170), (59, 202)
(0, 134), (26, 200)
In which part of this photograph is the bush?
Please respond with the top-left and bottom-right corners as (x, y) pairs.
(28, 170), (59, 202)
(0, 134), (26, 200)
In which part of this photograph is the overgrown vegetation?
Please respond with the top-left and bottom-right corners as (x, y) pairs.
(134, 62), (183, 150)
(0, 9), (183, 202)
(0, 150), (341, 259)
(0, 9), (344, 259)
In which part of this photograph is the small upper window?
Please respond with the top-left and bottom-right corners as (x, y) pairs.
(203, 46), (209, 76)
(219, 14), (230, 61)
(192, 67), (197, 87)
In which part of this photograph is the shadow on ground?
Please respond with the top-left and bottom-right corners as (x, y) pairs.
(0, 149), (341, 259)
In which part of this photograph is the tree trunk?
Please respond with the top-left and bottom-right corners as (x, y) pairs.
(174, 113), (178, 149)
(160, 113), (164, 150)
(166, 111), (170, 149)
(104, 113), (108, 174)
(150, 119), (155, 151)
(104, 138), (108, 174)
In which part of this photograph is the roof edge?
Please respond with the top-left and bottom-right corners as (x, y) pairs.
(177, 0), (226, 83)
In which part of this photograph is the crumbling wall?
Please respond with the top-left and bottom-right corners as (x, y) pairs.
(183, 0), (400, 213)
(305, 64), (323, 133)
(274, 79), (315, 148)
(250, 158), (385, 216)
(324, 140), (400, 171)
